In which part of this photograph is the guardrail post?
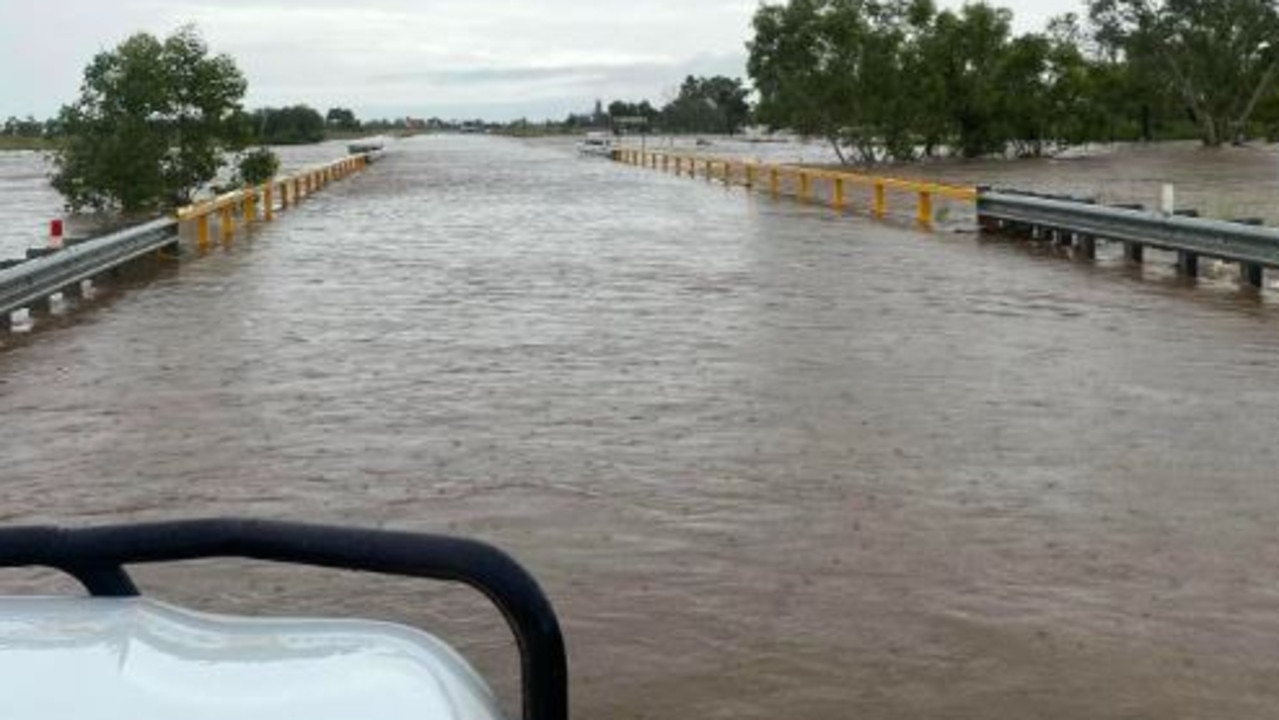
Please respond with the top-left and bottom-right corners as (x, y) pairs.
(769, 168), (780, 198)
(704, 159), (713, 182)
(744, 165), (755, 189)
(1077, 235), (1096, 260)
(917, 191), (933, 228)
(1123, 241), (1144, 263)
(264, 185), (274, 221)
(196, 214), (210, 250)
(833, 177), (845, 210)
(220, 206), (234, 242)
(1242, 263), (1265, 288)
(674, 157), (682, 175)
(798, 172), (811, 202)
(874, 183), (886, 218)
(723, 161), (733, 187)
(1177, 251), (1199, 277)
(245, 190), (257, 222)
(662, 155), (669, 172)
(1230, 218), (1267, 287)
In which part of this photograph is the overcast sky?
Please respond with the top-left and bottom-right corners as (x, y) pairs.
(0, 0), (1080, 122)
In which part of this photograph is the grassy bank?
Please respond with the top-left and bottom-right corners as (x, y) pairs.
(0, 136), (55, 152)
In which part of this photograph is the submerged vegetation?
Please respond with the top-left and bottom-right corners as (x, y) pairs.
(745, 0), (1279, 163)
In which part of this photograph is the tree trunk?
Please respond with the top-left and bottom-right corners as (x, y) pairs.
(1232, 60), (1279, 145)
(1202, 115), (1221, 147)
(828, 136), (849, 165)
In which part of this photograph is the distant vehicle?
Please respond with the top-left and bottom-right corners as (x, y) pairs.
(577, 132), (614, 158)
(348, 138), (385, 154)
(0, 519), (567, 720)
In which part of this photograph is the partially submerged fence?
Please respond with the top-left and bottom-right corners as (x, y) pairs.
(176, 153), (373, 250)
(2, 151), (379, 325)
(978, 190), (1279, 288)
(612, 147), (977, 228)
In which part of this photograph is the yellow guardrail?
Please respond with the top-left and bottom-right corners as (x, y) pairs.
(176, 153), (372, 249)
(612, 148), (976, 228)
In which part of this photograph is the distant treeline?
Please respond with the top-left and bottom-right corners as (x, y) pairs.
(564, 75), (752, 136)
(744, 0), (1279, 163)
(4, 106), (447, 147)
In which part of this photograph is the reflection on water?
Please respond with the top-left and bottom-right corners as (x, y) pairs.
(3, 135), (1279, 719)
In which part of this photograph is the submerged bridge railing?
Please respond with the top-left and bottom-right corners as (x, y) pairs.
(612, 147), (977, 228)
(615, 146), (1279, 290)
(978, 190), (1279, 288)
(1, 152), (380, 326)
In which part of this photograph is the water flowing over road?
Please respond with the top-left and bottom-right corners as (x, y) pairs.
(3, 135), (1279, 719)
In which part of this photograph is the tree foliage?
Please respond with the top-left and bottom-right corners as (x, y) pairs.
(249, 105), (327, 145)
(599, 76), (751, 134)
(52, 26), (247, 212)
(325, 107), (361, 132)
(746, 0), (1279, 161)
(237, 147), (280, 186)
(661, 76), (751, 135)
(1088, 0), (1279, 146)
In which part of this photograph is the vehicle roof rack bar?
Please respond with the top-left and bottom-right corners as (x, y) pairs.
(0, 518), (568, 720)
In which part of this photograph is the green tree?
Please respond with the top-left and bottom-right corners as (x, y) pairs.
(52, 25), (247, 213)
(237, 147), (280, 186)
(661, 76), (752, 135)
(1089, 0), (1279, 146)
(252, 105), (327, 144)
(325, 107), (360, 131)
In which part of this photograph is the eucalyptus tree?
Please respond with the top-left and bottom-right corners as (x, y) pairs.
(52, 26), (247, 213)
(1089, 0), (1279, 145)
(748, 0), (935, 163)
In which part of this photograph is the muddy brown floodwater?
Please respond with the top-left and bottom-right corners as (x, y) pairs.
(3, 135), (1279, 719)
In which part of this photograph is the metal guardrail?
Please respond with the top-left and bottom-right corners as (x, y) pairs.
(0, 217), (178, 317)
(614, 147), (977, 227)
(1, 152), (377, 323)
(978, 191), (1279, 283)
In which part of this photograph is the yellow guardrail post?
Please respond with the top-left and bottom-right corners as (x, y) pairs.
(770, 168), (780, 197)
(220, 205), (234, 242)
(245, 189), (257, 222)
(874, 183), (887, 218)
(723, 161), (733, 187)
(196, 214), (210, 250)
(833, 177), (846, 210)
(798, 171), (811, 203)
(264, 184), (274, 221)
(917, 190), (933, 228)
(744, 164), (755, 189)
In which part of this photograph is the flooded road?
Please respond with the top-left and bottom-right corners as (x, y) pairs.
(4, 135), (1279, 719)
